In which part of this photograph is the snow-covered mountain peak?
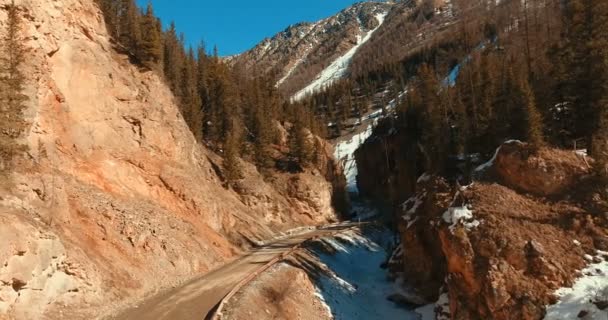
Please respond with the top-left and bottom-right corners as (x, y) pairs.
(232, 1), (394, 96)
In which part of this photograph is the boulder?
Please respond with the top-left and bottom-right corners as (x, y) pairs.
(493, 141), (590, 197)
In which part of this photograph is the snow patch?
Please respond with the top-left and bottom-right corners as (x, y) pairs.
(334, 125), (374, 194)
(545, 252), (608, 320)
(417, 173), (431, 183)
(442, 206), (480, 232)
(576, 149), (588, 157)
(474, 140), (523, 173)
(292, 11), (388, 101)
(416, 286), (451, 320)
(312, 228), (418, 319)
(401, 193), (426, 229)
(388, 245), (403, 266)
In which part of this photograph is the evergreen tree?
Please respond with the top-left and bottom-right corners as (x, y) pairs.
(0, 1), (28, 175)
(96, 0), (119, 39)
(588, 0), (608, 175)
(180, 48), (202, 140)
(224, 119), (243, 185)
(163, 23), (184, 94)
(593, 106), (608, 182)
(559, 0), (608, 149)
(417, 64), (447, 173)
(452, 90), (469, 156)
(520, 78), (545, 149)
(252, 81), (275, 169)
(118, 0), (141, 56)
(290, 110), (314, 167)
(139, 2), (162, 69)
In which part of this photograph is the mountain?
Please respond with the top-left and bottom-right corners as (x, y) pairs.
(233, 0), (459, 101)
(232, 1), (394, 99)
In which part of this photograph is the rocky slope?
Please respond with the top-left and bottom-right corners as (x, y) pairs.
(380, 141), (608, 319)
(0, 1), (344, 319)
(231, 1), (393, 98)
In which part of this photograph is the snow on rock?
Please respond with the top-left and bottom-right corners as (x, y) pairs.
(416, 290), (451, 320)
(335, 125), (374, 194)
(442, 206), (480, 232)
(545, 251), (608, 320)
(312, 229), (419, 320)
(292, 12), (388, 101)
(417, 173), (431, 183)
(401, 193), (425, 229)
(474, 140), (523, 173)
(388, 245), (403, 266)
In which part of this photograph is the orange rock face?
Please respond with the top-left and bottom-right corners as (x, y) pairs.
(0, 1), (342, 319)
(493, 141), (591, 197)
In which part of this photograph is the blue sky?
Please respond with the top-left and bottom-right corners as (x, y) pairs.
(135, 0), (363, 56)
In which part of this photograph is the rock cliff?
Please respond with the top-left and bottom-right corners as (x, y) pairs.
(0, 1), (342, 319)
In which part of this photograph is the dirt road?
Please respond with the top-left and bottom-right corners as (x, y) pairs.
(111, 223), (359, 320)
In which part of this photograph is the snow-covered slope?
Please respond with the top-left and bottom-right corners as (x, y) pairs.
(545, 251), (608, 320)
(334, 126), (374, 194)
(232, 2), (394, 97)
(291, 12), (388, 101)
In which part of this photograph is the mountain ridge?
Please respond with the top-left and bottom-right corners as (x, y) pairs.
(231, 1), (395, 97)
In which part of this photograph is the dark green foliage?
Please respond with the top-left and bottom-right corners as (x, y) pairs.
(224, 118), (244, 185)
(0, 1), (28, 175)
(289, 113), (314, 167)
(520, 78), (545, 149)
(139, 3), (162, 68)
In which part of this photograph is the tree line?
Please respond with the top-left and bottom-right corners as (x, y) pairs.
(95, 0), (325, 184)
(0, 1), (28, 181)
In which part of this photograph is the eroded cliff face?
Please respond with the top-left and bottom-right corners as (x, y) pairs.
(388, 142), (608, 319)
(0, 1), (342, 319)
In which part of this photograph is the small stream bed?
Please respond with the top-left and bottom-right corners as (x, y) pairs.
(309, 223), (423, 320)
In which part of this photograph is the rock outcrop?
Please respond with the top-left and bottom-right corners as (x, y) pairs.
(491, 141), (591, 197)
(0, 1), (342, 319)
(389, 142), (608, 319)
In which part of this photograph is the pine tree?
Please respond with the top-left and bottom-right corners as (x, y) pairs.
(118, 0), (141, 56)
(96, 0), (119, 39)
(224, 119), (243, 185)
(289, 110), (314, 167)
(593, 106), (608, 182)
(520, 78), (545, 149)
(180, 48), (202, 140)
(452, 90), (469, 156)
(139, 2), (162, 69)
(252, 86), (275, 169)
(559, 0), (608, 150)
(417, 64), (446, 173)
(163, 23), (184, 94)
(0, 1), (28, 175)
